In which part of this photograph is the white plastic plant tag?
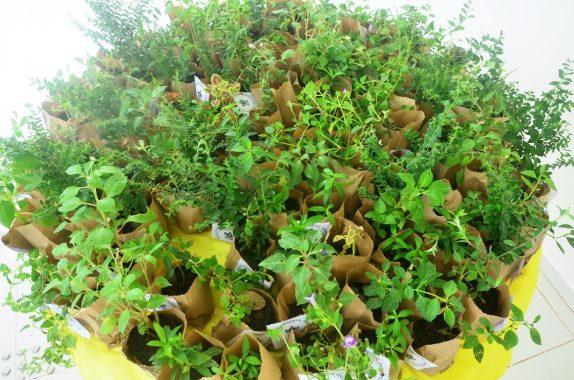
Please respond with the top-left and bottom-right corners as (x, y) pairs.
(307, 222), (331, 241)
(227, 330), (272, 347)
(41, 304), (91, 339)
(267, 314), (309, 349)
(234, 258), (272, 289)
(493, 316), (509, 333)
(234, 92), (258, 114)
(194, 76), (209, 102)
(405, 346), (439, 370)
(145, 294), (181, 311)
(365, 348), (391, 380)
(511, 257), (526, 280)
(298, 370), (347, 380)
(212, 223), (234, 243)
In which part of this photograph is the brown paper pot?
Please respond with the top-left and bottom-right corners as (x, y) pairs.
(160, 267), (214, 327)
(329, 217), (374, 280)
(175, 205), (204, 233)
(277, 282), (303, 321)
(41, 100), (70, 140)
(336, 263), (381, 329)
(74, 298), (122, 346)
(410, 318), (461, 375)
(241, 288), (279, 331)
(124, 308), (187, 367)
(157, 329), (225, 380)
(221, 334), (282, 380)
(458, 167), (488, 198)
(462, 284), (511, 330)
(118, 195), (169, 242)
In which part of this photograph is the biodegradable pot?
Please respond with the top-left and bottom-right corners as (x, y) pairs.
(117, 194), (169, 242)
(463, 283), (511, 331)
(221, 334), (282, 380)
(241, 289), (279, 332)
(277, 282), (306, 321)
(124, 308), (187, 367)
(159, 266), (214, 327)
(328, 217), (375, 280)
(157, 329), (225, 380)
(408, 317), (461, 375)
(334, 262), (381, 330)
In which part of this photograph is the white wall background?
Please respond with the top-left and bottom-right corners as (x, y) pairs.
(0, 0), (573, 325)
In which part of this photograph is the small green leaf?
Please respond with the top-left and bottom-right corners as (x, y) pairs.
(126, 288), (145, 301)
(58, 197), (83, 213)
(444, 308), (456, 328)
(285, 254), (300, 273)
(424, 180), (451, 207)
(419, 169), (434, 188)
(529, 327), (542, 345)
(443, 280), (457, 297)
(259, 253), (286, 273)
(339, 292), (356, 305)
(147, 294), (167, 309)
(503, 330), (519, 350)
(126, 208), (158, 224)
(99, 316), (117, 336)
(104, 173), (127, 197)
(510, 304), (524, 321)
(0, 200), (16, 228)
(118, 310), (131, 334)
(473, 342), (484, 362)
(96, 198), (115, 213)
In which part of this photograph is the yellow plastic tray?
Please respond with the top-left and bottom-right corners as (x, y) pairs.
(70, 231), (542, 380)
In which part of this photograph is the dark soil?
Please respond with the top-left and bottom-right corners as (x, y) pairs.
(242, 299), (277, 331)
(474, 287), (501, 316)
(412, 318), (459, 349)
(284, 196), (301, 213)
(161, 266), (197, 296)
(126, 314), (182, 366)
(359, 328), (378, 345)
(349, 283), (369, 304)
(288, 302), (306, 319)
(119, 221), (139, 234)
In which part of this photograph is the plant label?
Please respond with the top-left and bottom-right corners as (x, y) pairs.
(145, 294), (181, 311)
(227, 330), (272, 347)
(235, 258), (272, 289)
(365, 348), (391, 380)
(194, 76), (210, 102)
(234, 92), (258, 114)
(212, 223), (234, 243)
(405, 346), (439, 370)
(307, 222), (331, 241)
(298, 370), (347, 380)
(41, 304), (91, 339)
(493, 317), (509, 332)
(267, 314), (309, 349)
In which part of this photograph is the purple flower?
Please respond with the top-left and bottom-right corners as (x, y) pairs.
(342, 335), (357, 349)
(304, 293), (317, 306)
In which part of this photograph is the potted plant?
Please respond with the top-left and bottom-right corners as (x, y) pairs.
(1, 0), (574, 378)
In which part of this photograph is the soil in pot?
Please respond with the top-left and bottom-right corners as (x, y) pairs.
(412, 317), (458, 349)
(288, 302), (306, 319)
(473, 287), (500, 315)
(126, 314), (182, 366)
(162, 266), (197, 296)
(241, 291), (278, 331)
(466, 281), (500, 315)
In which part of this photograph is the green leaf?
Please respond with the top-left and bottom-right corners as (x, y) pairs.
(126, 288), (145, 301)
(147, 294), (167, 309)
(85, 227), (114, 250)
(104, 173), (127, 197)
(419, 169), (434, 188)
(281, 49), (295, 61)
(285, 254), (300, 273)
(60, 186), (81, 200)
(99, 316), (117, 336)
(126, 208), (158, 224)
(58, 197), (83, 213)
(0, 200), (15, 228)
(529, 327), (541, 345)
(473, 342), (484, 362)
(118, 310), (131, 334)
(339, 292), (356, 305)
(424, 180), (451, 207)
(65, 164), (83, 176)
(503, 330), (519, 350)
(259, 253), (286, 273)
(444, 308), (456, 328)
(510, 304), (524, 321)
(96, 198), (116, 214)
(443, 281), (457, 297)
